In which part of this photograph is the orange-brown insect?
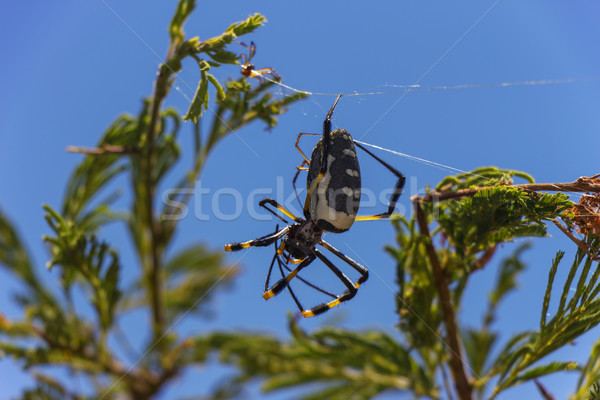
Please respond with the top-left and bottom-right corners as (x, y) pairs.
(239, 41), (281, 82)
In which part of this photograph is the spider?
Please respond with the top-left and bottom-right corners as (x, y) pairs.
(224, 94), (405, 317)
(239, 41), (281, 83)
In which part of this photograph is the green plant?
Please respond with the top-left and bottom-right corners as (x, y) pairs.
(191, 169), (600, 400)
(2, 1), (600, 399)
(0, 2), (305, 398)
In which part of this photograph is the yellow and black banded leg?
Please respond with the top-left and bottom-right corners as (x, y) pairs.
(263, 228), (288, 293)
(273, 253), (305, 314)
(295, 132), (321, 165)
(320, 240), (369, 289)
(268, 240), (337, 298)
(270, 248), (338, 315)
(259, 198), (303, 224)
(292, 159), (310, 209)
(264, 244), (281, 296)
(263, 254), (316, 300)
(301, 249), (358, 318)
(293, 132), (320, 209)
(224, 225), (290, 252)
(353, 141), (406, 222)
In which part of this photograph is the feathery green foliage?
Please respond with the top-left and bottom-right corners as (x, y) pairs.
(188, 168), (599, 399)
(1, 1), (599, 399)
(192, 318), (436, 399)
(0, 2), (306, 398)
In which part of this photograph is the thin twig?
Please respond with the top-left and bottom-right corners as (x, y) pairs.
(421, 177), (600, 203)
(553, 219), (600, 261)
(470, 245), (497, 272)
(414, 199), (473, 400)
(145, 63), (174, 343)
(66, 145), (138, 155)
(534, 379), (558, 400)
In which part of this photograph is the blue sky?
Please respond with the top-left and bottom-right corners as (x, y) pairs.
(1, 1), (599, 398)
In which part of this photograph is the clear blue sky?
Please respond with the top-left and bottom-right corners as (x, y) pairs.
(1, 1), (599, 398)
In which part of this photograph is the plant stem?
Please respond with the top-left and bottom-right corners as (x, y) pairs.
(414, 199), (473, 400)
(66, 145), (138, 155)
(422, 177), (600, 202)
(145, 63), (172, 341)
(553, 219), (600, 261)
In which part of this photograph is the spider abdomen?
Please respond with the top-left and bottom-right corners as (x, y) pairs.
(307, 129), (361, 233)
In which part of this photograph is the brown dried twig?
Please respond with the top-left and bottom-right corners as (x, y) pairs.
(66, 145), (138, 155)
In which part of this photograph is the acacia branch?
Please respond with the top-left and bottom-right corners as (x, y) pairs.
(413, 199), (473, 400)
(553, 219), (600, 261)
(421, 176), (600, 203)
(470, 245), (497, 272)
(142, 17), (192, 340)
(144, 63), (172, 342)
(30, 324), (157, 397)
(66, 145), (138, 155)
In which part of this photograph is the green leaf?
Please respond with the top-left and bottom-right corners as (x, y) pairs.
(184, 71), (209, 122)
(540, 251), (562, 331)
(463, 328), (497, 377)
(207, 73), (226, 101)
(169, 0), (196, 42)
(436, 177), (572, 259)
(558, 250), (583, 314)
(43, 205), (122, 330)
(192, 320), (433, 399)
(0, 208), (36, 287)
(513, 361), (577, 384)
(589, 382), (600, 400)
(225, 13), (267, 36)
(488, 243), (530, 311)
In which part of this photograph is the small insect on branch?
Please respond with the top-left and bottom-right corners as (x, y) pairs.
(238, 41), (281, 83)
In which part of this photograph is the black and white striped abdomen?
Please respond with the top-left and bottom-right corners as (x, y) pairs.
(307, 129), (361, 233)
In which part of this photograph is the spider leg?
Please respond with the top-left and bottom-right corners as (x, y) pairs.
(266, 238), (336, 309)
(303, 94), (343, 219)
(295, 132), (320, 165)
(238, 41), (256, 59)
(274, 251), (306, 313)
(265, 243), (280, 293)
(319, 240), (369, 288)
(263, 253), (316, 300)
(279, 259), (338, 298)
(259, 198), (303, 223)
(224, 225), (290, 252)
(353, 141), (406, 221)
(292, 160), (309, 210)
(250, 67), (281, 82)
(265, 234), (301, 307)
(301, 248), (359, 318)
(292, 132), (320, 209)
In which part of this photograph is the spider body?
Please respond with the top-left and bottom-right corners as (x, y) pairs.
(283, 221), (323, 260)
(307, 128), (361, 233)
(225, 94), (405, 317)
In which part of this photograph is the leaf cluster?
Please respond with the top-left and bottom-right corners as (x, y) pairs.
(435, 168), (572, 260)
(0, 2), (306, 398)
(192, 319), (436, 400)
